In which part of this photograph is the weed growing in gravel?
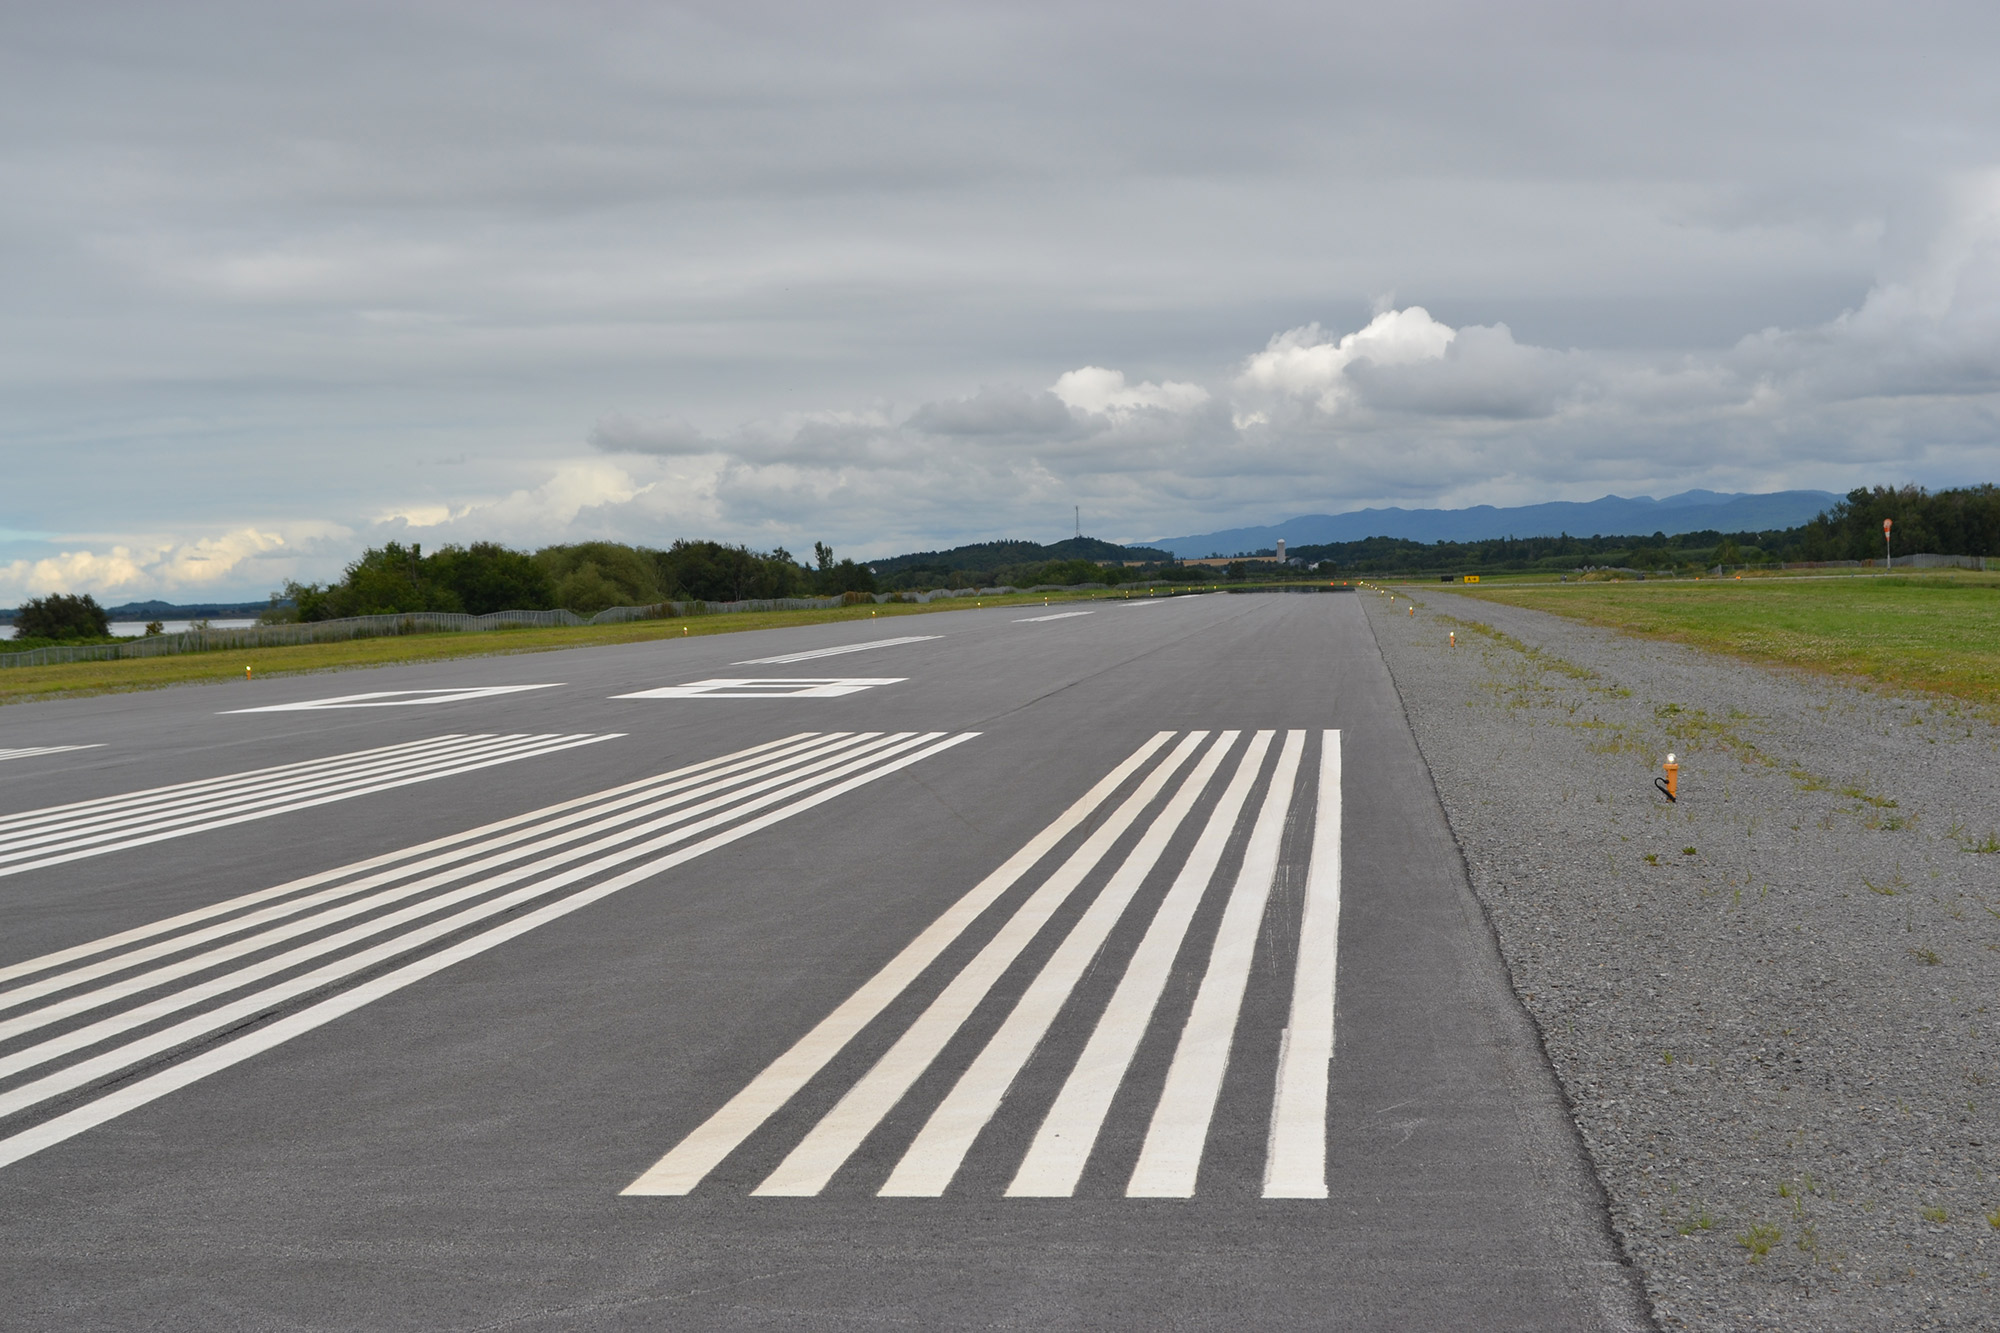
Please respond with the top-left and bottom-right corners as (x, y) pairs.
(1952, 825), (2000, 854)
(1910, 946), (1943, 965)
(1736, 1223), (1782, 1261)
(1863, 877), (1900, 896)
(1672, 1209), (1716, 1236)
(1643, 853), (1659, 865)
(1985, 1207), (2000, 1228)
(1922, 1205), (1949, 1223)
(1682, 846), (1697, 855)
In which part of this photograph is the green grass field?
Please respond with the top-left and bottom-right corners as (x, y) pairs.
(0, 589), (1132, 706)
(1441, 570), (2000, 709)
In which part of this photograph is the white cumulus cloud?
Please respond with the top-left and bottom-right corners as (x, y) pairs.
(1052, 366), (1210, 418)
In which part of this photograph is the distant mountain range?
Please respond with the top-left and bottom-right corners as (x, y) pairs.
(1146, 490), (1841, 557)
(872, 537), (1174, 574)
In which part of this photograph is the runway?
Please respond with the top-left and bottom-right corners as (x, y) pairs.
(0, 592), (1648, 1329)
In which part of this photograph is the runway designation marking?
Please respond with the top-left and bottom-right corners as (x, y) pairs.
(223, 685), (560, 713)
(734, 635), (940, 666)
(1013, 611), (1093, 622)
(0, 733), (620, 879)
(0, 745), (103, 764)
(626, 728), (1343, 1201)
(0, 730), (977, 1172)
(614, 678), (904, 699)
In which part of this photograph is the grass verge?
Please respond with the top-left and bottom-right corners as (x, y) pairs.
(0, 589), (1123, 706)
(1448, 571), (2000, 711)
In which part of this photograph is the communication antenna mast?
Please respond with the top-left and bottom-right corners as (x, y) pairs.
(1075, 505), (1080, 540)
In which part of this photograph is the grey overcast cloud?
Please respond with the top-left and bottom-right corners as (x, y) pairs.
(4, 1), (2000, 601)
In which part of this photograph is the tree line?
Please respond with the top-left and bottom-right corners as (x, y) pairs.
(1286, 484), (2000, 575)
(275, 540), (880, 621)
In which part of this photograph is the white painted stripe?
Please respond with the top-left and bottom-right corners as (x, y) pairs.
(0, 734), (886, 1037)
(879, 733), (1237, 1196)
(0, 745), (103, 763)
(733, 635), (940, 666)
(0, 734), (891, 1037)
(0, 740), (900, 1088)
(1013, 611), (1093, 623)
(1263, 729), (1341, 1199)
(0, 733), (622, 879)
(621, 731), (1176, 1197)
(749, 732), (1208, 1198)
(1127, 730), (1307, 1197)
(1006, 731), (1275, 1197)
(0, 734), (471, 834)
(620, 728), (1168, 1192)
(221, 684), (562, 713)
(0, 733), (550, 857)
(615, 678), (902, 699)
(0, 733), (967, 1128)
(0, 733), (978, 1172)
(0, 734), (566, 869)
(0, 734), (822, 988)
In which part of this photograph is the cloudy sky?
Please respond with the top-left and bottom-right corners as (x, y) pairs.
(5, 1), (2000, 603)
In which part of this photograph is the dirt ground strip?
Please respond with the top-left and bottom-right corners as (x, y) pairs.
(1363, 588), (2000, 1332)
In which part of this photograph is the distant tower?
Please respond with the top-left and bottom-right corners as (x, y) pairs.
(1075, 506), (1081, 540)
(1276, 538), (1286, 564)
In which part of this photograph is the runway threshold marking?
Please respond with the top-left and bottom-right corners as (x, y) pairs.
(625, 728), (1343, 1201)
(0, 730), (977, 1172)
(0, 745), (104, 763)
(733, 635), (940, 665)
(614, 678), (903, 699)
(222, 684), (561, 713)
(1013, 611), (1094, 622)
(0, 734), (620, 879)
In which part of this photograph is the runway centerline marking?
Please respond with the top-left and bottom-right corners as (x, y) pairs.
(630, 728), (1342, 1202)
(614, 678), (904, 699)
(734, 636), (940, 666)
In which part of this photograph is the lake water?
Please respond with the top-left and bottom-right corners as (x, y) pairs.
(0, 618), (259, 641)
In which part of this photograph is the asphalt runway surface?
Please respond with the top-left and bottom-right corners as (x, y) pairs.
(0, 592), (1651, 1330)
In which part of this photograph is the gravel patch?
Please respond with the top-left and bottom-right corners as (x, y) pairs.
(1362, 587), (2000, 1332)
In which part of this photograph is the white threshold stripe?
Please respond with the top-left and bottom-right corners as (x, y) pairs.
(0, 732), (470, 824)
(880, 732), (1238, 1197)
(0, 733), (622, 880)
(0, 736), (904, 1080)
(0, 732), (978, 1172)
(1006, 730), (1276, 1198)
(751, 731), (1209, 1198)
(1127, 730), (1308, 1198)
(0, 735), (592, 879)
(621, 731), (1176, 1198)
(0, 735), (944, 1112)
(733, 635), (940, 666)
(0, 733), (823, 989)
(1263, 729), (1342, 1199)
(0, 737), (909, 1081)
(0, 733), (551, 857)
(0, 734), (890, 1039)
(0, 732), (855, 1015)
(0, 745), (104, 763)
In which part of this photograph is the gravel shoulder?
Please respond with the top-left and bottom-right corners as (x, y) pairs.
(1363, 588), (2000, 1332)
